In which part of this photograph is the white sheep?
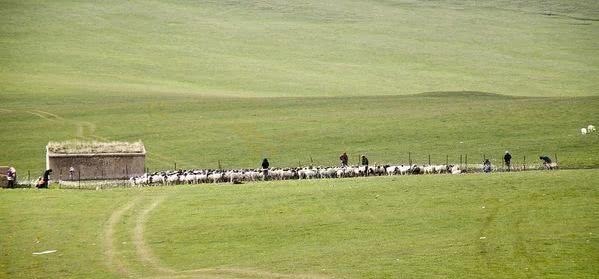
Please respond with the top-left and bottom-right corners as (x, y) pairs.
(423, 165), (435, 174)
(581, 128), (588, 135)
(450, 165), (461, 174)
(588, 125), (596, 133)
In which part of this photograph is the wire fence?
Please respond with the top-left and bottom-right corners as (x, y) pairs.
(6, 152), (567, 190)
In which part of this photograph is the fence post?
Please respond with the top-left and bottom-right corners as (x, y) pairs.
(446, 155), (448, 165)
(465, 154), (468, 172)
(408, 152), (412, 166)
(218, 160), (221, 170)
(555, 153), (558, 168)
(523, 155), (526, 171)
(174, 162), (177, 170)
(28, 170), (30, 182)
(459, 155), (462, 168)
(428, 154), (431, 165)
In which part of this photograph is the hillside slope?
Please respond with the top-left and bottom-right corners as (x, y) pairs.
(1, 0), (597, 98)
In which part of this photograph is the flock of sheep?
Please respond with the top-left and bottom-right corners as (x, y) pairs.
(581, 124), (596, 135)
(129, 163), (483, 186)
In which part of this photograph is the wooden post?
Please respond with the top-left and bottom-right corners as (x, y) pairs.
(555, 153), (558, 167)
(428, 154), (431, 165)
(523, 155), (526, 171)
(446, 155), (449, 165)
(28, 170), (30, 182)
(460, 155), (462, 168)
(408, 152), (412, 166)
(465, 154), (468, 172)
(218, 160), (221, 170)
(174, 162), (177, 170)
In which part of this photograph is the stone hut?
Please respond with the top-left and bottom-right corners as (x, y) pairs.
(46, 141), (146, 180)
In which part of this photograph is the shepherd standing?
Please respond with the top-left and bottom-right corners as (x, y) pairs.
(339, 152), (349, 167)
(503, 151), (512, 172)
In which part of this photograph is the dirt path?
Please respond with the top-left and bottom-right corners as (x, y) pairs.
(133, 196), (176, 275)
(104, 197), (142, 277)
(130, 195), (330, 279)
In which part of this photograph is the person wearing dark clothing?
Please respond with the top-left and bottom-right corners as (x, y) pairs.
(539, 156), (553, 169)
(6, 167), (16, 188)
(504, 151), (512, 172)
(261, 158), (270, 180)
(539, 156), (552, 164)
(37, 169), (52, 189)
(339, 152), (349, 167)
(483, 159), (492, 173)
(361, 155), (369, 176)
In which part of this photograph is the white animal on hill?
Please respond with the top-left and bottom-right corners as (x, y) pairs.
(588, 125), (596, 133)
(581, 128), (588, 135)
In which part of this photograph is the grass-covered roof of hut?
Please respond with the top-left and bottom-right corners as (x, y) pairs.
(47, 141), (145, 154)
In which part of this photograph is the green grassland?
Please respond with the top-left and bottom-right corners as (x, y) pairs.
(1, 170), (598, 278)
(1, 1), (599, 278)
(2, 92), (599, 173)
(1, 0), (597, 98)
(1, 0), (598, 173)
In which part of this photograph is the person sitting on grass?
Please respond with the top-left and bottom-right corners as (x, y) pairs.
(483, 159), (492, 173)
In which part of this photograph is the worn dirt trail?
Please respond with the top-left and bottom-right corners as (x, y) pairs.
(104, 197), (142, 277)
(106, 195), (329, 279)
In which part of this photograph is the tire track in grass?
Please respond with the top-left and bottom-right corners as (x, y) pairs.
(23, 108), (189, 168)
(135, 196), (330, 279)
(133, 196), (176, 275)
(104, 197), (142, 277)
(513, 214), (540, 277)
(477, 203), (499, 273)
(26, 110), (58, 122)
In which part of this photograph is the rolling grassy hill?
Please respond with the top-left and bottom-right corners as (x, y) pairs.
(1, 0), (598, 172)
(1, 170), (598, 278)
(1, 0), (598, 99)
(2, 92), (599, 173)
(1, 1), (599, 278)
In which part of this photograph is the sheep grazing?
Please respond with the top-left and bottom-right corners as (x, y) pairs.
(126, 157), (543, 187)
(450, 165), (462, 174)
(588, 125), (596, 133)
(581, 128), (588, 135)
